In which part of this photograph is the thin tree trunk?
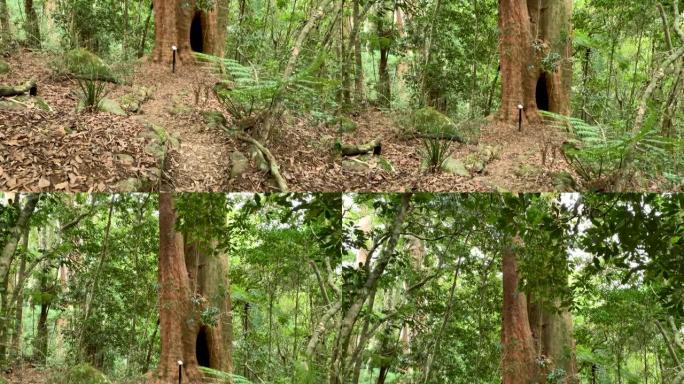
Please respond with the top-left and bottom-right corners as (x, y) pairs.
(10, 227), (30, 361)
(329, 194), (411, 384)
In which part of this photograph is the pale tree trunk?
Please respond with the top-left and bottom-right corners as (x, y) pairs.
(501, 244), (538, 384)
(9, 228), (30, 361)
(498, 0), (572, 124)
(0, 194), (39, 287)
(329, 194), (411, 384)
(353, 0), (365, 102)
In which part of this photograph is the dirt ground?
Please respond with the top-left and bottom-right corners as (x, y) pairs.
(1, 50), (579, 192)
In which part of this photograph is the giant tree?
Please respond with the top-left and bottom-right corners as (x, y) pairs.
(151, 193), (232, 384)
(498, 0), (573, 123)
(151, 0), (229, 63)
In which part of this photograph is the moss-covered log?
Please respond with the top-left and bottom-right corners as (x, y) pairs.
(336, 139), (382, 156)
(0, 79), (37, 97)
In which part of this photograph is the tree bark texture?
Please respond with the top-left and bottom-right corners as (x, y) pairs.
(498, 0), (572, 123)
(501, 245), (538, 384)
(152, 193), (232, 383)
(151, 0), (229, 64)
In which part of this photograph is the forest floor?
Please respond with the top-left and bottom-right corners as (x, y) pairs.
(1, 50), (576, 192)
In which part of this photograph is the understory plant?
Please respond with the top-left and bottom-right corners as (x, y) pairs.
(76, 77), (108, 112)
(194, 52), (336, 126)
(542, 111), (680, 191)
(421, 135), (453, 172)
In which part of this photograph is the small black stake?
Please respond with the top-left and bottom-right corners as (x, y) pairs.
(178, 360), (183, 384)
(172, 46), (177, 73)
(518, 104), (523, 132)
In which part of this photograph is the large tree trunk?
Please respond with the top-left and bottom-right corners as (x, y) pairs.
(501, 244), (538, 384)
(23, 0), (40, 48)
(151, 194), (232, 384)
(151, 0), (229, 64)
(0, 0), (10, 46)
(497, 0), (572, 124)
(528, 297), (578, 383)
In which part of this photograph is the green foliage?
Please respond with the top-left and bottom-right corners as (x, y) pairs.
(196, 52), (337, 123)
(76, 78), (109, 112)
(199, 367), (254, 384)
(420, 136), (452, 171)
(542, 111), (678, 189)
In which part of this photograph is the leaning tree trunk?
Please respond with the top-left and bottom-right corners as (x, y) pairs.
(152, 194), (232, 384)
(151, 0), (229, 64)
(501, 244), (538, 384)
(497, 0), (572, 124)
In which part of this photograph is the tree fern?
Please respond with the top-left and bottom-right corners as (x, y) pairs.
(541, 111), (680, 189)
(199, 367), (254, 384)
(194, 52), (336, 122)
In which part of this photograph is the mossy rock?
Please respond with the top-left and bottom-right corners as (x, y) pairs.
(202, 111), (228, 128)
(465, 145), (500, 173)
(412, 107), (462, 140)
(441, 157), (470, 177)
(120, 86), (153, 113)
(334, 116), (358, 133)
(115, 177), (144, 192)
(0, 377), (8, 384)
(61, 48), (117, 82)
(48, 363), (111, 384)
(551, 172), (578, 192)
(230, 151), (249, 177)
(0, 59), (9, 74)
(0, 99), (25, 110)
(99, 98), (126, 116)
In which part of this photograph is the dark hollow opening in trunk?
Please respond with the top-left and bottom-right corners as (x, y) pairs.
(196, 326), (211, 367)
(536, 73), (550, 111)
(190, 12), (204, 53)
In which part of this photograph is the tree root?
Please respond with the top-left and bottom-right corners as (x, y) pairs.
(336, 138), (382, 156)
(235, 133), (289, 192)
(0, 79), (37, 97)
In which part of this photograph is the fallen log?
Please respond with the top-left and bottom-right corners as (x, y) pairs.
(336, 138), (382, 156)
(0, 79), (37, 97)
(234, 132), (289, 192)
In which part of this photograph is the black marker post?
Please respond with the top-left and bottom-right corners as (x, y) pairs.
(172, 46), (178, 73)
(518, 104), (524, 132)
(177, 360), (183, 384)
